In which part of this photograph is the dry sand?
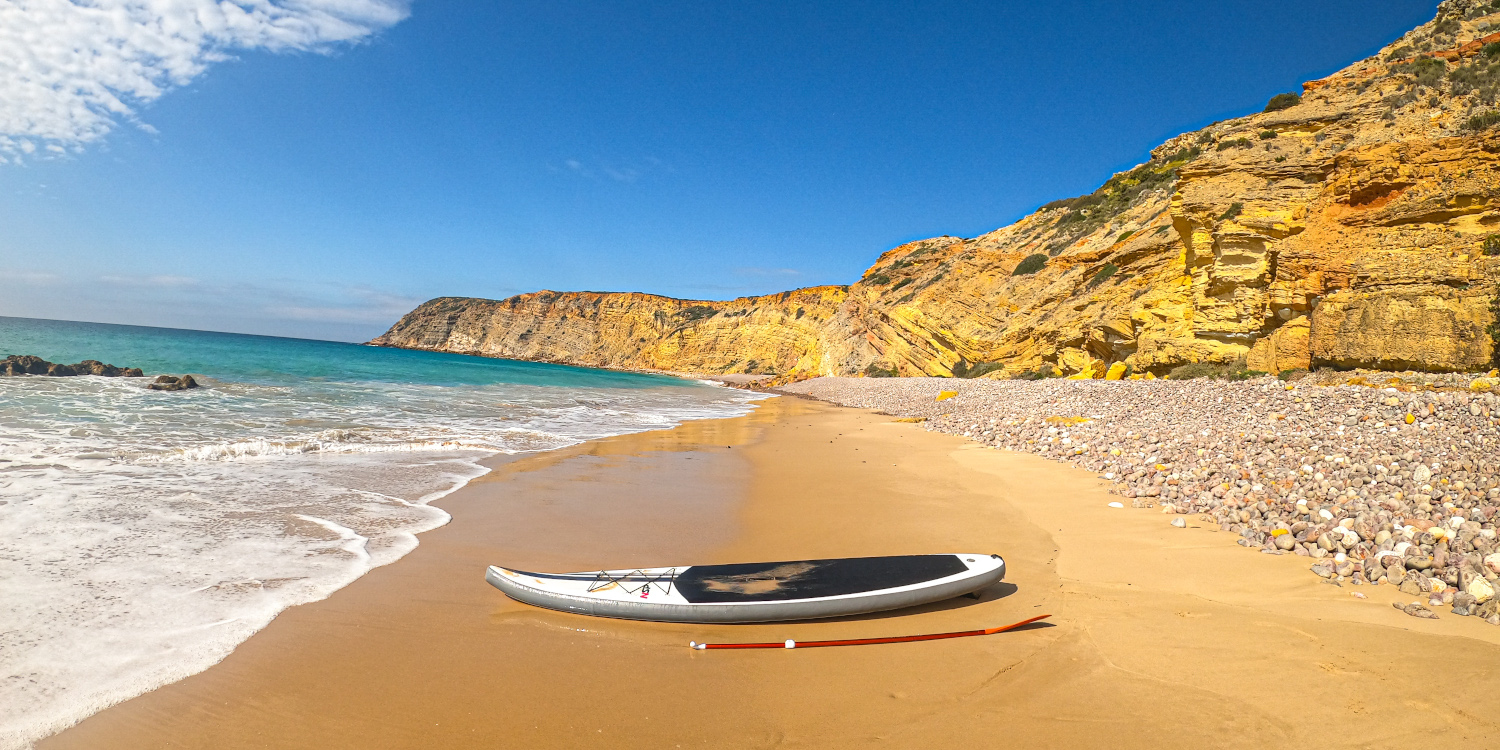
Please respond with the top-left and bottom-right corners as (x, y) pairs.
(41, 397), (1500, 748)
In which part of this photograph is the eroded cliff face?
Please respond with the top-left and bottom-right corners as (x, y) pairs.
(375, 0), (1500, 378)
(374, 288), (847, 375)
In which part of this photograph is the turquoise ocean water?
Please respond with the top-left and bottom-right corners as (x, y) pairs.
(0, 316), (763, 748)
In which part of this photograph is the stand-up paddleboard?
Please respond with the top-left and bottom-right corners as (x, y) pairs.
(485, 553), (1005, 623)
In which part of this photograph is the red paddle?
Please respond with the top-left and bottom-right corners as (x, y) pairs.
(689, 614), (1051, 650)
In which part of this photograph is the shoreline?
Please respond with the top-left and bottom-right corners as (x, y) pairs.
(40, 395), (1500, 747)
(1, 366), (764, 750)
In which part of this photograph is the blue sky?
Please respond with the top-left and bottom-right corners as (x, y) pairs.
(0, 0), (1436, 342)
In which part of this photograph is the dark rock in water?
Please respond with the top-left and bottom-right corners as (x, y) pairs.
(148, 375), (198, 391)
(73, 360), (143, 377)
(1, 355), (51, 375)
(2, 355), (143, 378)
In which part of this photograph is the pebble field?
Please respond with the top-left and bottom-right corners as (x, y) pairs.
(779, 373), (1500, 623)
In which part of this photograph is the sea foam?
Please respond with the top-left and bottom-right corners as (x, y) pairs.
(0, 337), (762, 749)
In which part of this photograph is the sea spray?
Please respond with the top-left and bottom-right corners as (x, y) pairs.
(0, 316), (764, 749)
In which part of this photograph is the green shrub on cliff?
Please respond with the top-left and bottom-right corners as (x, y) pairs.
(1169, 357), (1266, 381)
(1483, 235), (1500, 256)
(1218, 202), (1244, 221)
(1468, 110), (1500, 131)
(1159, 145), (1202, 164)
(1044, 147), (1191, 234)
(1398, 56), (1448, 87)
(677, 305), (717, 322)
(1446, 57), (1500, 100)
(952, 361), (1004, 379)
(1012, 254), (1048, 276)
(1263, 92), (1301, 112)
(1016, 365), (1060, 380)
(864, 362), (897, 378)
(1168, 362), (1221, 380)
(1088, 263), (1119, 288)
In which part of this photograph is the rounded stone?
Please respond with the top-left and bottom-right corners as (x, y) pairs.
(1470, 577), (1496, 604)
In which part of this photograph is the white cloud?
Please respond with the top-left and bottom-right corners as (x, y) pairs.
(734, 267), (803, 278)
(554, 155), (665, 183)
(602, 166), (638, 183)
(99, 273), (200, 286)
(0, 268), (60, 284)
(273, 286), (420, 323)
(0, 270), (424, 340)
(0, 0), (410, 160)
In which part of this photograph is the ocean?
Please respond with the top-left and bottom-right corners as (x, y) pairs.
(0, 316), (764, 749)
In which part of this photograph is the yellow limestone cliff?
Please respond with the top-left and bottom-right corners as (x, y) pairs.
(374, 0), (1500, 378)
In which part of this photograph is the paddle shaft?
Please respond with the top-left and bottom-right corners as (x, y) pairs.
(691, 614), (1050, 650)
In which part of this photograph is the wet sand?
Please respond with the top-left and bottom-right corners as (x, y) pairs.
(42, 397), (1500, 748)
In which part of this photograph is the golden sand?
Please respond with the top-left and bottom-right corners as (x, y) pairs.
(42, 397), (1500, 748)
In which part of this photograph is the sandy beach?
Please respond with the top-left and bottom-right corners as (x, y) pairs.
(40, 396), (1500, 748)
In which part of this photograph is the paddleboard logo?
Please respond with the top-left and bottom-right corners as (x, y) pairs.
(698, 562), (817, 595)
(640, 584), (649, 599)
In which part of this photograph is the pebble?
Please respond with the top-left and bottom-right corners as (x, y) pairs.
(1469, 577), (1496, 604)
(1453, 591), (1478, 615)
(782, 373), (1500, 622)
(1397, 602), (1440, 619)
(1108, 502), (1124, 508)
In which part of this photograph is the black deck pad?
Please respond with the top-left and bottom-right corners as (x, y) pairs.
(674, 555), (967, 603)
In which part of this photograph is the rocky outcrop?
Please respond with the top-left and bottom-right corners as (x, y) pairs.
(373, 288), (846, 375)
(1, 355), (144, 377)
(148, 375), (198, 391)
(1310, 285), (1495, 371)
(375, 0), (1500, 378)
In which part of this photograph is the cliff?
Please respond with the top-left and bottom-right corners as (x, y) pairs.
(374, 0), (1500, 378)
(376, 288), (847, 375)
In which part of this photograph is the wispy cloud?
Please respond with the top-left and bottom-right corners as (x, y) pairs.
(734, 267), (803, 278)
(554, 156), (665, 183)
(0, 271), (422, 341)
(273, 286), (421, 324)
(0, 269), (60, 285)
(0, 0), (411, 161)
(99, 274), (200, 287)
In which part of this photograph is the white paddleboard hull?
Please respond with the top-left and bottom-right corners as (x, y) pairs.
(486, 554), (1005, 623)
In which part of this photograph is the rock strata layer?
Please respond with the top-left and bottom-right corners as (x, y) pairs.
(1, 355), (143, 378)
(376, 1), (1500, 379)
(781, 373), (1500, 622)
